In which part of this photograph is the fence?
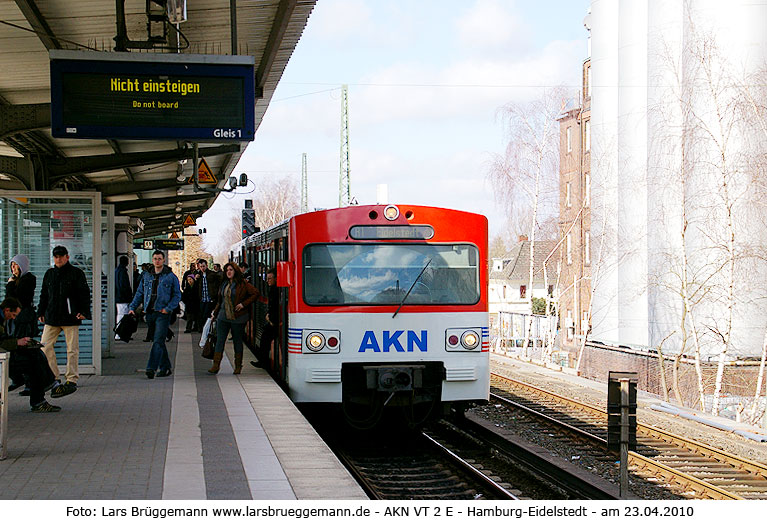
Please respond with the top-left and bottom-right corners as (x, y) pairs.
(493, 311), (558, 359)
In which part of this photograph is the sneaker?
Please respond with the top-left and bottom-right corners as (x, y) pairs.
(50, 381), (77, 398)
(19, 387), (31, 396)
(146, 370), (155, 379)
(43, 381), (58, 392)
(250, 360), (266, 369)
(30, 401), (61, 413)
(156, 369), (172, 378)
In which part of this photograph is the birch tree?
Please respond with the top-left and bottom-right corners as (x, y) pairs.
(489, 88), (566, 352)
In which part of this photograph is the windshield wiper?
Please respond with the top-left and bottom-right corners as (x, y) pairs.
(393, 259), (431, 318)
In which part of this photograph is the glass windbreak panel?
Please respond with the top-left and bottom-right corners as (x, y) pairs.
(303, 243), (479, 305)
(0, 197), (95, 368)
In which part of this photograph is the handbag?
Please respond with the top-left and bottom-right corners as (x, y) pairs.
(200, 318), (217, 359)
(201, 335), (216, 359)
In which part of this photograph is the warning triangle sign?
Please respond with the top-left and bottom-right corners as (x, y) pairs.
(170, 231), (179, 239)
(183, 214), (196, 227)
(186, 158), (217, 184)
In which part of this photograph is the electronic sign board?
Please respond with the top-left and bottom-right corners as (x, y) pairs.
(134, 239), (185, 251)
(50, 50), (255, 142)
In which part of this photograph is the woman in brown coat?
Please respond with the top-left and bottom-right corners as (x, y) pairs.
(208, 262), (263, 374)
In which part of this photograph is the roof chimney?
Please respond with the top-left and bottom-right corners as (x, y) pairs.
(518, 235), (528, 242)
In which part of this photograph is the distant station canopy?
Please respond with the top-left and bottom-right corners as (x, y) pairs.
(50, 50), (255, 142)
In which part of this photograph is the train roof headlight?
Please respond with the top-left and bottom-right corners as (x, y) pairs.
(383, 205), (400, 221)
(306, 332), (325, 352)
(461, 330), (479, 350)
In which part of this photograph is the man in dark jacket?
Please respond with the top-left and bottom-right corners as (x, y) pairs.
(1, 297), (59, 412)
(129, 250), (181, 379)
(38, 245), (91, 399)
(195, 259), (221, 332)
(115, 255), (133, 340)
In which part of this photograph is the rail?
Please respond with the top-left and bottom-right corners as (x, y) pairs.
(491, 373), (767, 499)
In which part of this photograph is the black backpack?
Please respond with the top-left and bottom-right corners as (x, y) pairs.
(114, 314), (138, 342)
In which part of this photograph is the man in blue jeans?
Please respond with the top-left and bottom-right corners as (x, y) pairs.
(129, 250), (181, 379)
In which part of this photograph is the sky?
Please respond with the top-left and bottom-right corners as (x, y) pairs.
(199, 0), (591, 252)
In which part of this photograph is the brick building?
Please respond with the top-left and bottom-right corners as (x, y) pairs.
(557, 58), (591, 358)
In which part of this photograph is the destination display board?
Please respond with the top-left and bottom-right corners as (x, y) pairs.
(133, 239), (185, 251)
(50, 50), (255, 141)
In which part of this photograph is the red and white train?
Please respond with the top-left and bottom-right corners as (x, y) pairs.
(231, 204), (489, 426)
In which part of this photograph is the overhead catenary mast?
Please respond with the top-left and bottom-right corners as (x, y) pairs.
(339, 84), (350, 207)
(301, 152), (308, 213)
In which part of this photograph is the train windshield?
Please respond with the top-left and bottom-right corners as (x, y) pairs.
(303, 243), (480, 305)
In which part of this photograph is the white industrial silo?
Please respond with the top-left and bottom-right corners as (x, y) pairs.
(590, 0), (767, 357)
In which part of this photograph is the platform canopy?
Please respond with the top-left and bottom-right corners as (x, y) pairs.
(0, 0), (316, 238)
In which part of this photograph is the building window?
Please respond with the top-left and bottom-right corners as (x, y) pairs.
(566, 309), (574, 340)
(503, 285), (507, 299)
(520, 285), (527, 299)
(584, 120), (591, 152)
(586, 67), (592, 98)
(584, 173), (591, 207)
(566, 182), (572, 207)
(566, 234), (572, 265)
(566, 127), (572, 153)
(585, 232), (590, 264)
(548, 284), (554, 297)
(582, 310), (589, 334)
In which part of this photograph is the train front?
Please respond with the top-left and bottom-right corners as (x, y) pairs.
(284, 204), (489, 426)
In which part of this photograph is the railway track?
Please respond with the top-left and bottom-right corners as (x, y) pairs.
(491, 373), (767, 500)
(333, 430), (519, 500)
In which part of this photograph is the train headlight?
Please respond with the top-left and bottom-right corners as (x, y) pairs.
(306, 332), (325, 352)
(461, 330), (479, 350)
(445, 327), (483, 352)
(300, 329), (340, 354)
(383, 205), (400, 221)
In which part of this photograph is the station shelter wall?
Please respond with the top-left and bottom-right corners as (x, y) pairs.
(0, 193), (102, 374)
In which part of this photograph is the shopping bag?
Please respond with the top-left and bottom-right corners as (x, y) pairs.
(200, 317), (214, 347)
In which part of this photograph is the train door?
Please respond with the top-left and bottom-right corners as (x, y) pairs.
(274, 235), (289, 384)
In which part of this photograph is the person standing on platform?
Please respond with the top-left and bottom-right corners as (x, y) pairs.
(129, 250), (180, 379)
(6, 254), (38, 338)
(251, 267), (277, 369)
(181, 274), (198, 333)
(208, 262), (262, 375)
(240, 262), (251, 283)
(195, 258), (221, 332)
(37, 245), (91, 399)
(114, 256), (133, 339)
(1, 297), (59, 412)
(182, 262), (196, 290)
(6, 254), (39, 395)
(132, 261), (141, 295)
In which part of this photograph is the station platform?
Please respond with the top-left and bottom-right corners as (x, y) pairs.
(0, 324), (367, 500)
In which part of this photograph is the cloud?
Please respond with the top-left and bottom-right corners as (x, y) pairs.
(456, 0), (532, 57)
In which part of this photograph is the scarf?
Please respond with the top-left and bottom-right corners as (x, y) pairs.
(223, 281), (236, 320)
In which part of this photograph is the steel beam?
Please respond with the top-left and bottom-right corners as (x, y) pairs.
(97, 179), (191, 197)
(0, 103), (51, 138)
(113, 193), (210, 213)
(14, 0), (62, 50)
(47, 144), (239, 179)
